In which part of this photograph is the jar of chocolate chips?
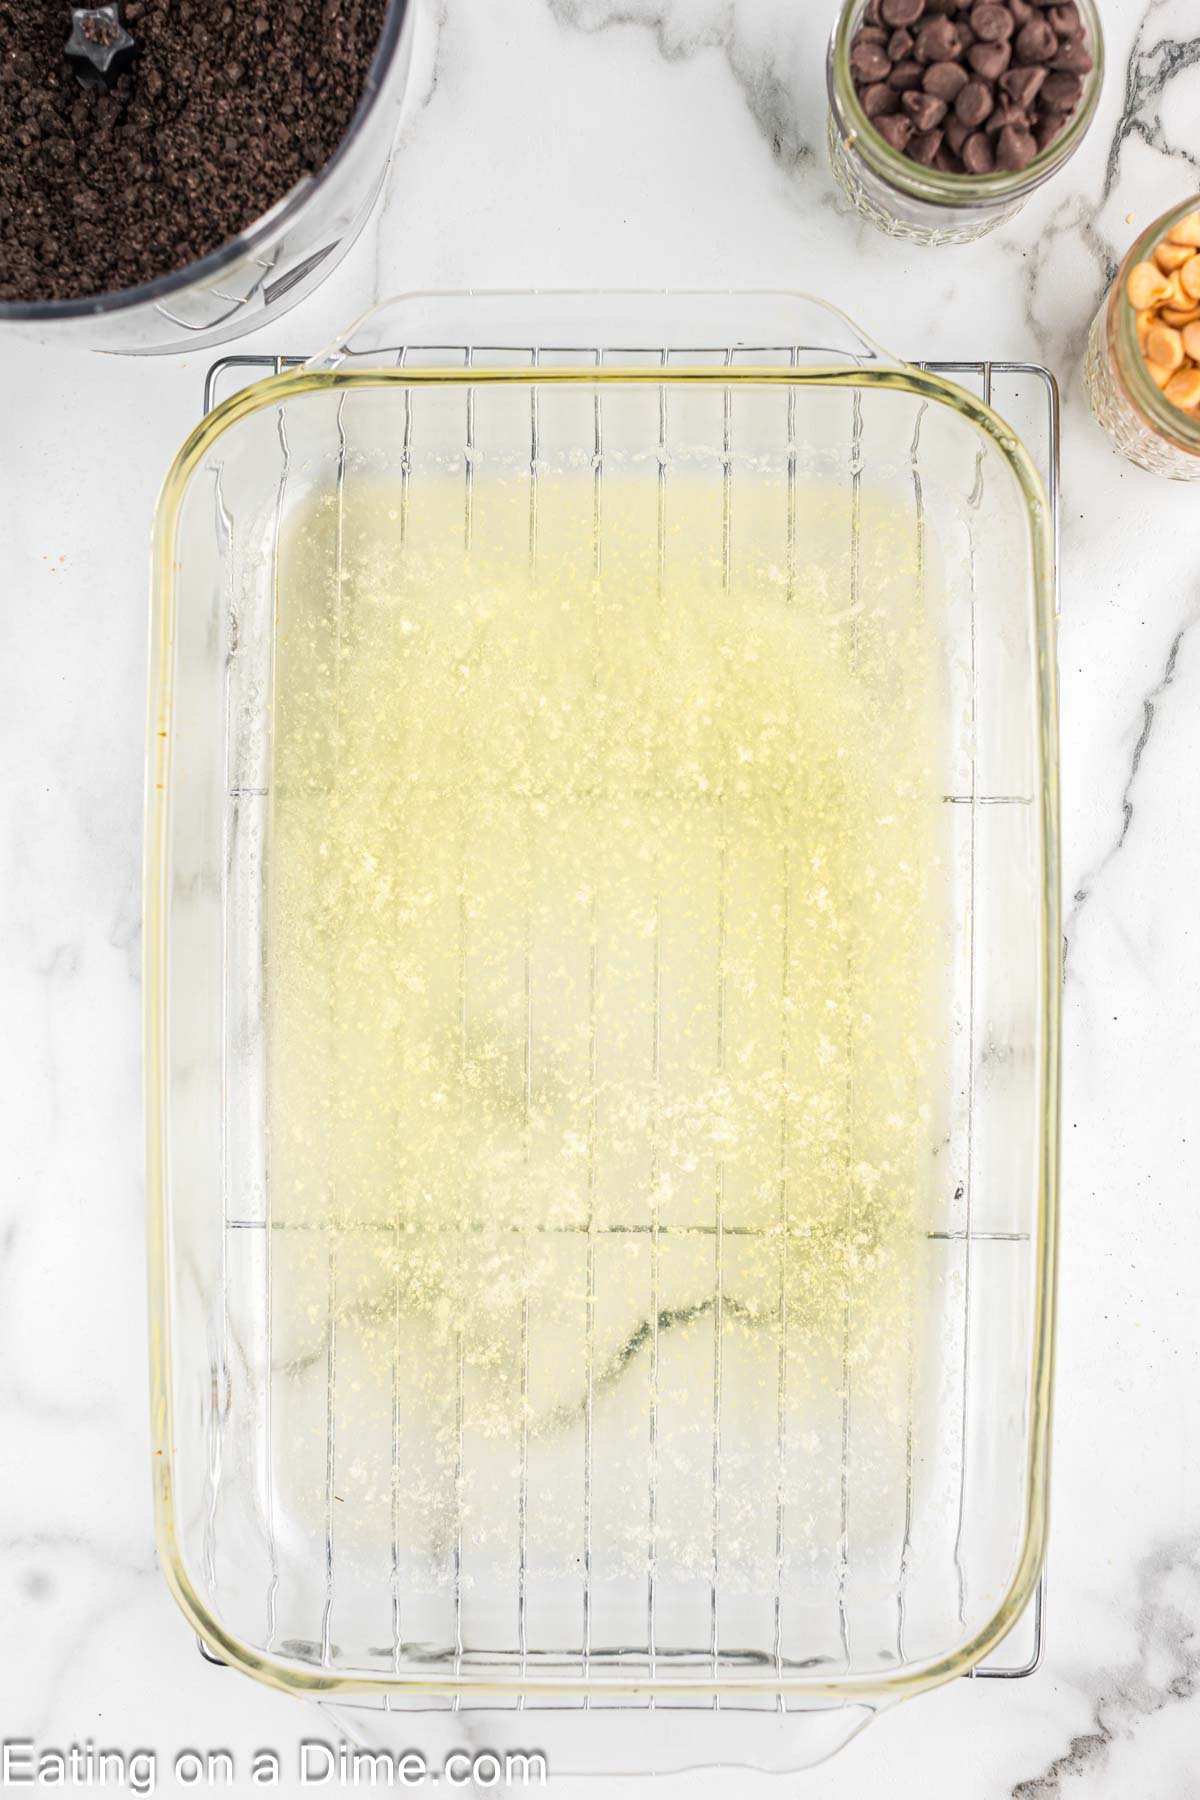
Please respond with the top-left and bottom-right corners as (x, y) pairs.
(826, 0), (1102, 245)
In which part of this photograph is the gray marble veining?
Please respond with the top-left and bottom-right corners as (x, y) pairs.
(1012, 1540), (1200, 1798)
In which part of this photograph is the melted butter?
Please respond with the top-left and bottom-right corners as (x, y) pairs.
(264, 470), (948, 1585)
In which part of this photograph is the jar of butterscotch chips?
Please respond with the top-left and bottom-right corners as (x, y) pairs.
(826, 0), (1103, 246)
(1085, 195), (1200, 481)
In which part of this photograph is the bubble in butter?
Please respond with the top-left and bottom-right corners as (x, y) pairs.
(264, 469), (949, 1607)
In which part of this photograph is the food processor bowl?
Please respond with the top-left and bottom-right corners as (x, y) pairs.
(0, 0), (424, 355)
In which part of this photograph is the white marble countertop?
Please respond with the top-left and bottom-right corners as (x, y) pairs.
(4, 0), (1200, 1794)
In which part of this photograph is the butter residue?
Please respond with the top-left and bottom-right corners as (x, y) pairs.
(264, 469), (948, 1601)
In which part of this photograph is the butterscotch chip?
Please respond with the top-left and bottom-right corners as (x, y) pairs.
(1179, 255), (1200, 300)
(1154, 240), (1194, 274)
(1165, 271), (1192, 311)
(1145, 323), (1184, 373)
(1127, 261), (1173, 309)
(1161, 305), (1200, 328)
(1164, 366), (1200, 412)
(1167, 212), (1200, 248)
(1182, 323), (1200, 361)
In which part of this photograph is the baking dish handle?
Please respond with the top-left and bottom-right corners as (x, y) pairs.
(303, 291), (909, 374)
(318, 1696), (884, 1784)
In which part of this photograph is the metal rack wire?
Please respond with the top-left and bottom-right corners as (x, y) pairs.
(198, 344), (1056, 1692)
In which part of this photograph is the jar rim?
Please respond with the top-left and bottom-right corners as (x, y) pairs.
(828, 0), (1104, 210)
(1107, 194), (1200, 461)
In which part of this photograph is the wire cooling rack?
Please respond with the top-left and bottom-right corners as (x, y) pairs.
(195, 346), (1057, 1688)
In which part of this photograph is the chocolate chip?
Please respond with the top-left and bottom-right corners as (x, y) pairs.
(888, 27), (915, 59)
(851, 36), (892, 80)
(913, 15), (962, 60)
(908, 127), (944, 163)
(1000, 64), (1047, 106)
(880, 0), (926, 22)
(934, 142), (965, 172)
(944, 114), (972, 153)
(1046, 2), (1079, 31)
(1035, 110), (1067, 149)
(923, 58), (970, 98)
(862, 80), (901, 115)
(961, 128), (996, 171)
(955, 77), (995, 125)
(901, 88), (949, 129)
(995, 122), (1039, 168)
(888, 58), (926, 88)
(1014, 18), (1058, 60)
(1051, 35), (1093, 72)
(970, 3), (1015, 41)
(856, 23), (890, 40)
(988, 96), (1031, 132)
(875, 111), (914, 150)
(1040, 68), (1082, 109)
(969, 39), (1012, 77)
(1008, 0), (1035, 19)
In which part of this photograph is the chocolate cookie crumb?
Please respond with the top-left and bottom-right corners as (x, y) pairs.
(0, 0), (392, 304)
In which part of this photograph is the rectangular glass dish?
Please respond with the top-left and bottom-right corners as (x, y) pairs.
(145, 293), (1060, 1759)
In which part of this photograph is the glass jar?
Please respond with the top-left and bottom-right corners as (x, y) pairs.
(826, 0), (1103, 246)
(1084, 194), (1200, 481)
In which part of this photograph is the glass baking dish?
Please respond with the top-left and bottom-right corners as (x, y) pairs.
(145, 292), (1060, 1774)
